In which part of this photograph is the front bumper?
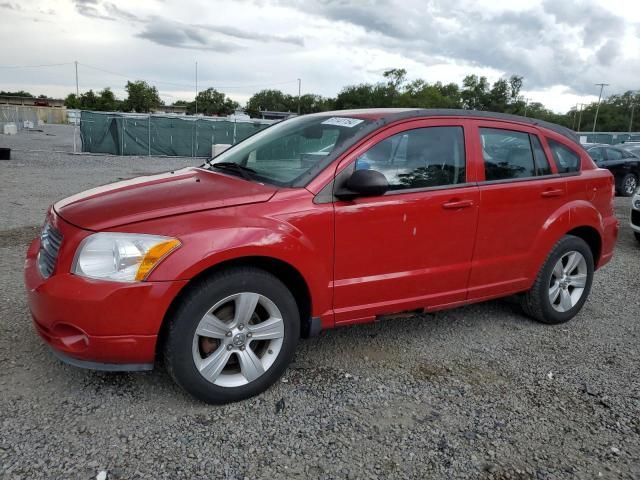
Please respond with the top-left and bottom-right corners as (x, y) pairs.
(24, 217), (188, 368)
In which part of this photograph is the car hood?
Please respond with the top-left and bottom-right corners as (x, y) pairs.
(54, 167), (277, 230)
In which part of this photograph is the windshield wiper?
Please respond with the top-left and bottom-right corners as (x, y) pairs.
(209, 162), (257, 181)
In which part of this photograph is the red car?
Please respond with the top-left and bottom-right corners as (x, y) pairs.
(25, 109), (618, 404)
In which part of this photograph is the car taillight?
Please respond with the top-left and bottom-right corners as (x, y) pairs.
(610, 180), (616, 211)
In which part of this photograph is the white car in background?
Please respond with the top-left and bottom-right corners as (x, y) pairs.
(631, 189), (640, 243)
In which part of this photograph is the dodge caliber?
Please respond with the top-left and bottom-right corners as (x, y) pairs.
(25, 109), (618, 403)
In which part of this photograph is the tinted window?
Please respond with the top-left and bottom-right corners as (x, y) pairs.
(606, 148), (623, 161)
(530, 135), (552, 175)
(480, 128), (536, 180)
(548, 139), (581, 173)
(354, 127), (465, 190)
(588, 147), (605, 162)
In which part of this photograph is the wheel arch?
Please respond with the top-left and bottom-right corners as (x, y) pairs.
(156, 255), (315, 361)
(566, 225), (602, 267)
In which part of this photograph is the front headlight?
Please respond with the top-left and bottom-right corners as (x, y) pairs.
(72, 233), (181, 282)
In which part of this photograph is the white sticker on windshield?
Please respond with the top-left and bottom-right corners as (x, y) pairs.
(321, 117), (364, 128)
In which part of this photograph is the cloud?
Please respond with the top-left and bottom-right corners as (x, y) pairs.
(596, 39), (620, 67)
(278, 0), (636, 95)
(136, 19), (242, 52)
(72, 0), (140, 21)
(198, 24), (304, 46)
(71, 0), (302, 47)
(0, 2), (21, 9)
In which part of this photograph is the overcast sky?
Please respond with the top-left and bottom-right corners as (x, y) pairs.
(0, 0), (638, 112)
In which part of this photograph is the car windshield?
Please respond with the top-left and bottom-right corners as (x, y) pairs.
(204, 115), (373, 186)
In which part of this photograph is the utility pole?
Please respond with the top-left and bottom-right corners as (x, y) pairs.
(592, 83), (609, 133)
(630, 103), (636, 133)
(74, 60), (79, 153)
(74, 60), (79, 97)
(523, 97), (531, 117)
(195, 61), (198, 115)
(577, 103), (585, 132)
(297, 78), (301, 115)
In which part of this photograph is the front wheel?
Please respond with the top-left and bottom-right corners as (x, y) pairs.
(164, 267), (300, 404)
(635, 232), (640, 244)
(521, 235), (594, 324)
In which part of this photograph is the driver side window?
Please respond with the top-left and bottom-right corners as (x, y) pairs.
(354, 126), (466, 190)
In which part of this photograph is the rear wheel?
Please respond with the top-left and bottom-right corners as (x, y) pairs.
(164, 268), (300, 404)
(635, 232), (640, 244)
(521, 235), (594, 324)
(618, 173), (638, 197)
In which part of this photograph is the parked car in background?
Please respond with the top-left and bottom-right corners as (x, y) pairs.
(25, 109), (618, 404)
(631, 189), (640, 243)
(584, 143), (640, 196)
(620, 142), (640, 157)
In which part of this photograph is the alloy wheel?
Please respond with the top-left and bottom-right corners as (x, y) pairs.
(548, 251), (588, 312)
(192, 292), (285, 387)
(624, 175), (637, 195)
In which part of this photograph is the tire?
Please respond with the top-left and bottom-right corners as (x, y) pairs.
(164, 267), (300, 404)
(635, 232), (640, 244)
(520, 235), (594, 325)
(618, 173), (638, 197)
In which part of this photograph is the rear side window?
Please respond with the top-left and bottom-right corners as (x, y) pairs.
(588, 147), (605, 162)
(354, 126), (465, 190)
(606, 148), (623, 161)
(548, 139), (581, 173)
(480, 128), (536, 180)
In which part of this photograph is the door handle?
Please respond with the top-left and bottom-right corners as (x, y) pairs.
(442, 199), (474, 209)
(540, 189), (565, 198)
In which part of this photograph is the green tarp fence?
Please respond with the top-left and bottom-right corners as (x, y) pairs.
(80, 111), (274, 157)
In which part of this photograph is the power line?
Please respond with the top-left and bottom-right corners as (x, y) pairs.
(79, 62), (194, 88)
(79, 62), (299, 91)
(0, 60), (302, 95)
(0, 62), (74, 69)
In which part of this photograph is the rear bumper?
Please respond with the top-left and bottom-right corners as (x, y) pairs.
(598, 215), (619, 268)
(597, 216), (620, 268)
(25, 236), (188, 366)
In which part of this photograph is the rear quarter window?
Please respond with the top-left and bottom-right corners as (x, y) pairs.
(547, 139), (581, 173)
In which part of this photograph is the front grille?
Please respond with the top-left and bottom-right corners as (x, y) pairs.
(632, 209), (640, 228)
(37, 222), (63, 278)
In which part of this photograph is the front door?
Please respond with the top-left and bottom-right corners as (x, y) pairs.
(332, 119), (480, 325)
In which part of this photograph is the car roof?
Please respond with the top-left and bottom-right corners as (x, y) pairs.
(314, 108), (580, 146)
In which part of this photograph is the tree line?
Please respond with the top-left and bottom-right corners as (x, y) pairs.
(6, 69), (637, 131)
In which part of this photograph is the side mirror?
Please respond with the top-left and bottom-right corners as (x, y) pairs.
(335, 169), (389, 200)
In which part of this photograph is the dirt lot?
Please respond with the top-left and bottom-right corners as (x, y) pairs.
(1, 126), (639, 479)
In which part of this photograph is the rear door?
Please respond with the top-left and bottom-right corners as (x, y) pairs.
(467, 121), (569, 299)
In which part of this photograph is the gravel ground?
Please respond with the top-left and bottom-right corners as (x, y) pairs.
(0, 126), (639, 479)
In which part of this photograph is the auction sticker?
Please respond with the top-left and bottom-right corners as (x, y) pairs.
(321, 117), (364, 128)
